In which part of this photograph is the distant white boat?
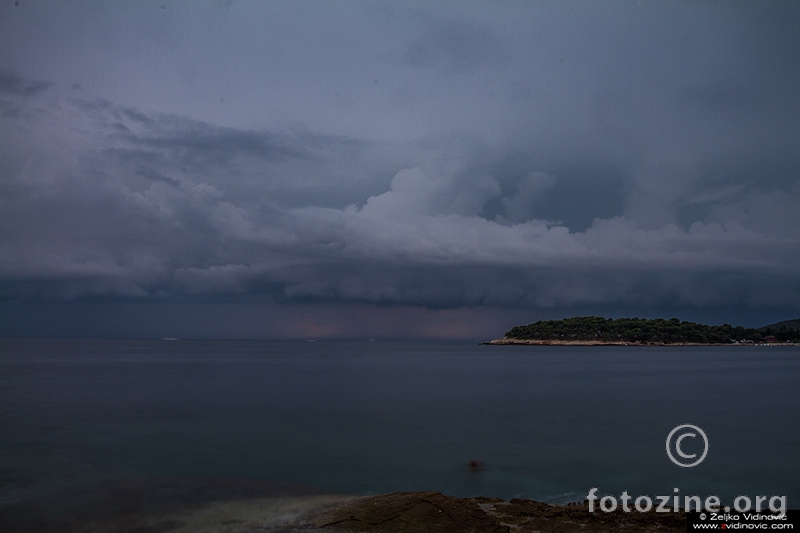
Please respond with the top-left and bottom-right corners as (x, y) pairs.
(161, 337), (179, 341)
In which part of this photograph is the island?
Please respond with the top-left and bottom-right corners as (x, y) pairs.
(486, 316), (800, 346)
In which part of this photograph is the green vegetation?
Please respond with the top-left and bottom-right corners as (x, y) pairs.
(505, 316), (800, 344)
(760, 321), (800, 342)
(761, 318), (800, 331)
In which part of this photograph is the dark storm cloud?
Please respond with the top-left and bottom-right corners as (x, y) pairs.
(0, 68), (51, 119)
(2, 75), (799, 312)
(1, 1), (799, 336)
(0, 68), (52, 96)
(402, 15), (505, 73)
(74, 99), (313, 165)
(5, 84), (797, 311)
(118, 122), (314, 165)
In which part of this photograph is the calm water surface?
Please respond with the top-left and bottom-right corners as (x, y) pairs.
(1, 339), (798, 515)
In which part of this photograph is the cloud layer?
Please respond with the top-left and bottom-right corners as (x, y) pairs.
(1, 1), (799, 336)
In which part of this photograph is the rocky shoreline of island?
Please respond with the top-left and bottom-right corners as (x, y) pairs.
(483, 338), (799, 346)
(484, 337), (746, 346)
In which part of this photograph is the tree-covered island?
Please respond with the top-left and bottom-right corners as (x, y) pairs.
(487, 316), (800, 346)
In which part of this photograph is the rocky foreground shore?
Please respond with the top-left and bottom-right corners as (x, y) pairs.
(308, 491), (686, 533)
(3, 482), (687, 532)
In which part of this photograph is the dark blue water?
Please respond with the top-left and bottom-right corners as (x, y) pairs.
(1, 339), (798, 514)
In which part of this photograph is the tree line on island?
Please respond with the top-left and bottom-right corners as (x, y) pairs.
(504, 316), (800, 344)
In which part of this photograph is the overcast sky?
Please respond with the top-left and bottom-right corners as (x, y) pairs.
(1, 0), (799, 339)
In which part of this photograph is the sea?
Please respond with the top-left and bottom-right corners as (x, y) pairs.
(1, 338), (798, 528)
